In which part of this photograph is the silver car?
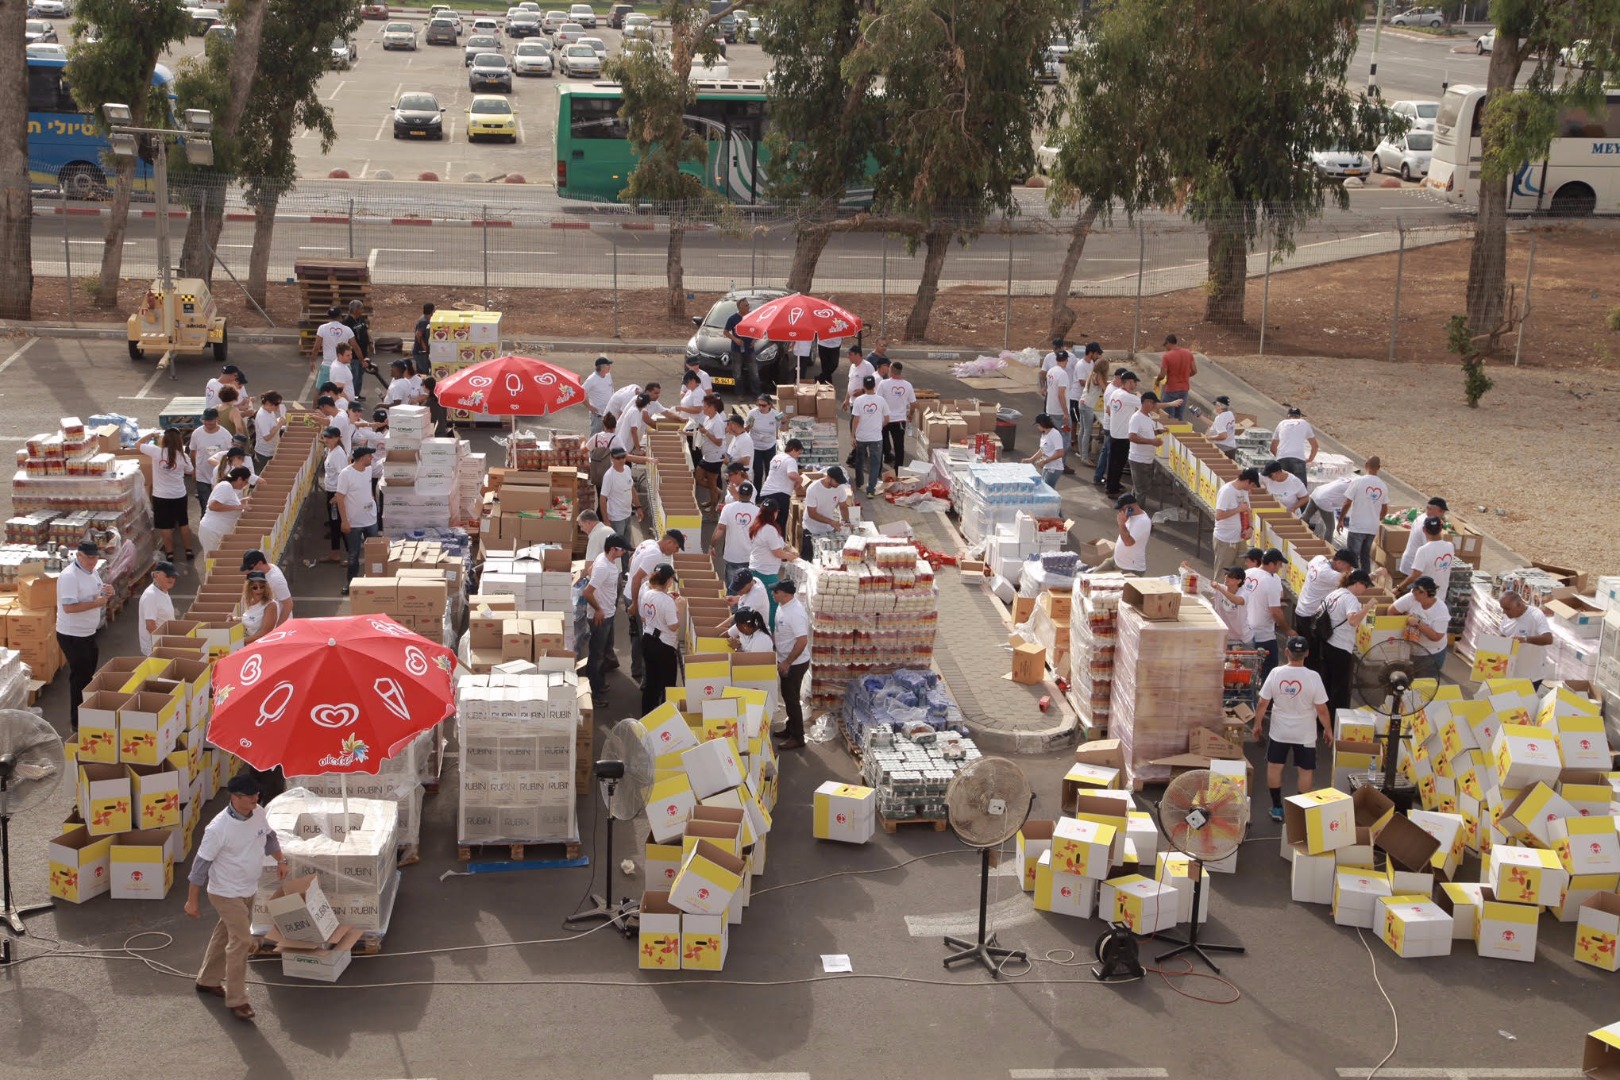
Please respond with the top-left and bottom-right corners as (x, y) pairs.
(512, 40), (554, 75)
(1372, 131), (1433, 181)
(1308, 145), (1368, 180)
(560, 41), (601, 77)
(382, 21), (417, 49)
(464, 34), (502, 65)
(622, 13), (652, 40)
(553, 21), (585, 45)
(569, 3), (596, 28)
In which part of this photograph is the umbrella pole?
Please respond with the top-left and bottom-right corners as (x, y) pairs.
(341, 772), (350, 824)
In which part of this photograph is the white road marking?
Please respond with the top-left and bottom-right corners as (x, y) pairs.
(0, 338), (39, 376)
(516, 118), (526, 143)
(373, 115), (391, 141)
(219, 244), (253, 249)
(1010, 1071), (1170, 1079)
(491, 250), (560, 257)
(326, 79), (347, 101)
(67, 239), (135, 246)
(653, 1075), (811, 1080)
(298, 246), (345, 252)
(132, 363), (169, 399)
(957, 257), (1030, 263)
(357, 159), (373, 178)
(1334, 1070), (1582, 1078)
(904, 892), (1037, 937)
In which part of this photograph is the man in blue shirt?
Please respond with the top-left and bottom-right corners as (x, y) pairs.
(724, 298), (758, 396)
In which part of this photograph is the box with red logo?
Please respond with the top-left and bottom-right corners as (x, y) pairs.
(1051, 816), (1115, 879)
(637, 890), (682, 970)
(668, 840), (746, 916)
(1574, 891), (1620, 971)
(812, 781), (875, 844)
(1285, 789), (1355, 854)
(1332, 869), (1391, 928)
(1501, 782), (1577, 848)
(1016, 820), (1056, 892)
(109, 828), (176, 900)
(1488, 845), (1568, 906)
(646, 774), (696, 844)
(47, 825), (113, 904)
(1033, 850), (1097, 918)
(1378, 894), (1454, 958)
(1474, 887), (1539, 961)
(1491, 724), (1564, 791)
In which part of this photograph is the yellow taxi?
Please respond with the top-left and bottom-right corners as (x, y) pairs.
(465, 95), (519, 143)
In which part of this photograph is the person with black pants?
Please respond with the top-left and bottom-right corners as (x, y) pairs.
(637, 564), (686, 715)
(55, 540), (112, 731)
(1320, 571), (1373, 712)
(1103, 371), (1140, 497)
(771, 580), (812, 750)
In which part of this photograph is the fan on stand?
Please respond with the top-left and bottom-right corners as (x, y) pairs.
(0, 710), (66, 962)
(1151, 768), (1248, 974)
(565, 718), (654, 938)
(1351, 638), (1438, 812)
(940, 756), (1035, 977)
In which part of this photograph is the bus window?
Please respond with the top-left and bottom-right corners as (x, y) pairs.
(27, 67), (76, 113)
(1557, 97), (1615, 137)
(569, 97), (629, 140)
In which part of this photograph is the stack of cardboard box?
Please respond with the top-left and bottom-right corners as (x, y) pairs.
(478, 467), (585, 549)
(259, 791), (402, 950)
(423, 309), (502, 424)
(1108, 591), (1227, 790)
(956, 463), (1062, 548)
(1, 571), (63, 683)
(462, 593), (572, 674)
(455, 671), (579, 847)
(637, 688), (775, 972)
(261, 874), (368, 982)
(807, 535), (939, 717)
(379, 406), (470, 536)
(290, 728), (433, 864)
(777, 385), (841, 472)
(912, 398), (998, 458)
(348, 537), (469, 646)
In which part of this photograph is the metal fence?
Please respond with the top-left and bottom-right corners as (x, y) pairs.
(22, 167), (1608, 360)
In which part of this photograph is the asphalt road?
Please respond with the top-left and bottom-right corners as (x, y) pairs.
(0, 335), (1612, 1079)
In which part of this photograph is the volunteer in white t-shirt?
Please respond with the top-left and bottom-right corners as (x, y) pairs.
(771, 579), (812, 749)
(1069, 344), (1099, 463)
(1092, 493), (1151, 574)
(724, 416), (754, 471)
(189, 410), (234, 515)
(745, 395), (782, 490)
(637, 563), (687, 715)
(1244, 549), (1288, 679)
(1268, 406), (1317, 485)
(1321, 570), (1373, 711)
(198, 467), (252, 558)
(1124, 392), (1163, 506)
(1209, 567), (1250, 645)
(1498, 591), (1554, 688)
(582, 535), (629, 700)
(799, 466), (851, 560)
(1103, 371), (1141, 496)
(1340, 457), (1389, 575)
(843, 348), (874, 410)
(1043, 352), (1072, 461)
(1295, 549), (1355, 621)
(137, 562), (178, 655)
(333, 448), (380, 589)
(1252, 635), (1331, 821)
(875, 362), (916, 470)
(849, 380), (890, 497)
(1211, 468), (1260, 576)
(1198, 394), (1239, 455)
(598, 448), (641, 537)
(251, 392), (287, 471)
(1261, 460), (1310, 515)
(138, 428), (196, 560)
(1391, 576), (1450, 680)
(582, 356), (615, 435)
(1027, 414), (1066, 489)
(1399, 516), (1457, 597)
(758, 440), (803, 524)
(1303, 473), (1353, 539)
(1399, 497), (1450, 576)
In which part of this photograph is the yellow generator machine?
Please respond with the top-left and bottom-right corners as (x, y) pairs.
(127, 277), (229, 372)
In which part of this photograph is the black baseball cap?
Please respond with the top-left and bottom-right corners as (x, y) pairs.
(1243, 547), (1264, 563)
(772, 579), (797, 596)
(352, 446), (375, 460)
(825, 466), (847, 485)
(1120, 371), (1140, 384)
(604, 533), (630, 553)
(1427, 497), (1449, 512)
(663, 529), (686, 548)
(153, 560), (178, 578)
(239, 550), (267, 571)
(75, 539), (100, 557)
(730, 569), (757, 593)
(328, 305), (342, 318)
(1285, 635), (1309, 655)
(863, 375), (876, 388)
(738, 481), (755, 499)
(594, 356), (613, 369)
(1412, 575), (1439, 594)
(1213, 395), (1231, 406)
(1262, 548), (1285, 566)
(1286, 406), (1304, 417)
(322, 426), (342, 439)
(226, 774), (260, 796)
(1113, 493), (1137, 510)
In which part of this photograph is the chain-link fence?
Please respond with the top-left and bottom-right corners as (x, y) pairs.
(22, 166), (1615, 362)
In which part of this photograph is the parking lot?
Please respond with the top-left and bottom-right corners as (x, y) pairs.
(157, 13), (775, 185)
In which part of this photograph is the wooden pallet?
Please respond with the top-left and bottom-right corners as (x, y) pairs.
(879, 813), (948, 834)
(456, 839), (581, 862)
(251, 933), (384, 957)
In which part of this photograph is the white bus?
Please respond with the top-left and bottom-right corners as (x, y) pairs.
(1425, 83), (1620, 215)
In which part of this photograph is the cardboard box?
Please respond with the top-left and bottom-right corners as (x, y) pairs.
(1552, 815), (1620, 876)
(668, 840), (747, 916)
(109, 828), (175, 900)
(1122, 578), (1182, 620)
(1155, 851), (1211, 923)
(647, 774), (697, 843)
(128, 762), (182, 829)
(1074, 738), (1126, 772)
(1286, 789), (1355, 854)
(265, 874), (342, 945)
(1060, 762), (1121, 810)
(1332, 869), (1392, 928)
(1100, 874), (1178, 934)
(275, 925), (364, 982)
(1016, 821), (1055, 892)
(1488, 845), (1568, 906)
(76, 691), (126, 764)
(1290, 846), (1337, 905)
(1574, 891), (1620, 971)
(681, 739), (744, 800)
(679, 912), (729, 971)
(1378, 895), (1455, 958)
(1011, 642), (1046, 685)
(812, 782), (876, 844)
(1583, 1021), (1620, 1079)
(1051, 816), (1115, 879)
(1033, 850), (1097, 918)
(347, 579), (396, 615)
(47, 826), (113, 904)
(1474, 888), (1539, 961)
(1492, 723), (1564, 791)
(78, 762), (132, 835)
(638, 891), (683, 970)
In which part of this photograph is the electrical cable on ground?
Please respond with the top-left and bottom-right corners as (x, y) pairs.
(1357, 927), (1400, 1079)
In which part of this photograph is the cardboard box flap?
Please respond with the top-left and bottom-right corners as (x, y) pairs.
(1373, 813), (1441, 874)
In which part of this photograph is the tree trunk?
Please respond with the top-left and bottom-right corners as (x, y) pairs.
(786, 224), (832, 294)
(902, 227), (953, 342)
(246, 189), (278, 309)
(221, 0), (269, 136)
(1463, 38), (1523, 338)
(93, 161), (137, 309)
(1202, 207), (1251, 326)
(666, 220), (686, 318)
(0, 0), (34, 319)
(1048, 199), (1101, 342)
(178, 178), (228, 281)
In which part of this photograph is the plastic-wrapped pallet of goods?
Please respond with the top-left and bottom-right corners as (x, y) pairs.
(289, 729), (433, 860)
(0, 648), (28, 711)
(958, 464), (1061, 548)
(258, 789), (402, 939)
(809, 538), (940, 717)
(1068, 576), (1128, 732)
(455, 672), (578, 846)
(782, 415), (841, 472)
(1108, 594), (1227, 789)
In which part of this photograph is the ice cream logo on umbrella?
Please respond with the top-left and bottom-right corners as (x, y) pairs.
(256, 681), (297, 727)
(367, 619), (413, 638)
(467, 374), (494, 389)
(213, 684), (235, 706)
(239, 654), (264, 686)
(403, 646), (430, 677)
(374, 678), (411, 721)
(787, 306), (804, 325)
(557, 384), (576, 403)
(534, 372), (557, 387)
(433, 655), (453, 673)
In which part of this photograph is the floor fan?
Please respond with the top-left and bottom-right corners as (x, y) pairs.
(940, 756), (1035, 977)
(1351, 638), (1438, 812)
(565, 718), (653, 937)
(0, 710), (65, 962)
(1152, 768), (1247, 974)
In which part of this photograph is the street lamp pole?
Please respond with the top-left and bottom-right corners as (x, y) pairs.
(1368, 0), (1387, 100)
(152, 136), (174, 346)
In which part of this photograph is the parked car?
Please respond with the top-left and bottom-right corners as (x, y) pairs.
(429, 4), (459, 22)
(466, 94), (518, 141)
(1559, 39), (1593, 67)
(579, 36), (607, 61)
(360, 2), (389, 18)
(1308, 145), (1368, 180)
(24, 19), (57, 42)
(1389, 99), (1439, 132)
(607, 3), (634, 29)
(187, 7), (221, 34)
(569, 4), (597, 28)
(472, 16), (502, 37)
(685, 290), (791, 390)
(203, 22), (234, 44)
(512, 40), (554, 75)
(1372, 130), (1433, 181)
(507, 12), (541, 36)
(746, 17), (761, 43)
(392, 92), (445, 140)
(622, 13), (653, 40)
(1475, 28), (1495, 53)
(560, 41), (601, 77)
(464, 34), (502, 64)
(25, 41), (67, 59)
(553, 21), (586, 45)
(519, 1), (541, 11)
(426, 18), (459, 45)
(469, 52), (514, 91)
(328, 35), (358, 68)
(29, 0), (68, 17)
(1035, 143), (1060, 175)
(541, 9), (569, 32)
(1389, 6), (1445, 27)
(1038, 46), (1067, 83)
(382, 21), (417, 50)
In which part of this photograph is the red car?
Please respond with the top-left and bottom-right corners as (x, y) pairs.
(361, 3), (390, 18)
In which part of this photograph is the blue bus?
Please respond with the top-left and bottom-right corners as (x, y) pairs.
(26, 55), (177, 198)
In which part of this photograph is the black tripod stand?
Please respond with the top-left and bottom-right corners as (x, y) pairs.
(942, 846), (1027, 977)
(1153, 860), (1243, 973)
(2, 755), (54, 963)
(563, 764), (638, 938)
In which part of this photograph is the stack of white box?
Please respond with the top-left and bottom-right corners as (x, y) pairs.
(289, 729), (431, 860)
(986, 511), (1070, 587)
(456, 452), (485, 529)
(455, 672), (577, 845)
(478, 557), (575, 612)
(258, 790), (401, 940)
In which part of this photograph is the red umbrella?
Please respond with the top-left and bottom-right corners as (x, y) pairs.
(206, 615), (457, 777)
(434, 355), (586, 415)
(732, 293), (863, 343)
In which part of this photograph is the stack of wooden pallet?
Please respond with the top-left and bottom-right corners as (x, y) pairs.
(294, 257), (370, 356)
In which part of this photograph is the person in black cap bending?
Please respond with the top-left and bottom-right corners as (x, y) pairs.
(55, 539), (113, 730)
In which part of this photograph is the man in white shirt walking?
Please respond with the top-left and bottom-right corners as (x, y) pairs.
(1340, 456), (1388, 575)
(843, 347), (874, 410)
(876, 361), (916, 471)
(582, 356), (614, 435)
(1210, 467), (1260, 577)
(138, 561), (178, 656)
(1251, 636), (1331, 822)
(315, 305), (356, 381)
(333, 447), (380, 592)
(1042, 350), (1072, 469)
(189, 408), (234, 516)
(744, 393), (782, 491)
(1092, 367), (1128, 486)
(712, 482), (759, 584)
(55, 539), (112, 731)
(186, 774), (287, 1022)
(1269, 406), (1318, 485)
(582, 533), (629, 701)
(599, 447), (641, 540)
(758, 439), (804, 523)
(771, 579), (812, 750)
(849, 377), (890, 497)
(1244, 548), (1289, 681)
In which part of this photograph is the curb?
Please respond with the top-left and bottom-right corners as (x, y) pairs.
(961, 717), (1078, 755)
(33, 204), (713, 231)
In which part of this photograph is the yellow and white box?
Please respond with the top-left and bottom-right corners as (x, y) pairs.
(1475, 891), (1539, 961)
(637, 891), (683, 970)
(47, 826), (113, 904)
(1157, 851), (1210, 923)
(645, 841), (682, 889)
(1439, 881), (1486, 939)
(1290, 846), (1337, 906)
(1583, 1021), (1620, 1077)
(1491, 723), (1563, 791)
(1125, 810), (1158, 868)
(1016, 821), (1056, 892)
(1573, 891), (1620, 972)
(1034, 850), (1098, 918)
(1100, 874), (1178, 935)
(1552, 873), (1620, 923)
(1552, 712), (1610, 770)
(1407, 809), (1467, 879)
(668, 839), (746, 916)
(641, 702), (699, 758)
(680, 912), (729, 972)
(77, 762), (132, 836)
(646, 773), (697, 844)
(109, 828), (176, 900)
(1285, 789), (1355, 855)
(1051, 816), (1115, 879)
(1488, 845), (1568, 907)
(812, 781), (876, 844)
(1500, 782), (1575, 848)
(1332, 869), (1391, 929)
(1552, 814), (1620, 877)
(127, 762), (182, 830)
(681, 738), (744, 800)
(1378, 894), (1455, 958)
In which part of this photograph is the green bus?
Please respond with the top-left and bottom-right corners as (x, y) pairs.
(553, 80), (876, 205)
